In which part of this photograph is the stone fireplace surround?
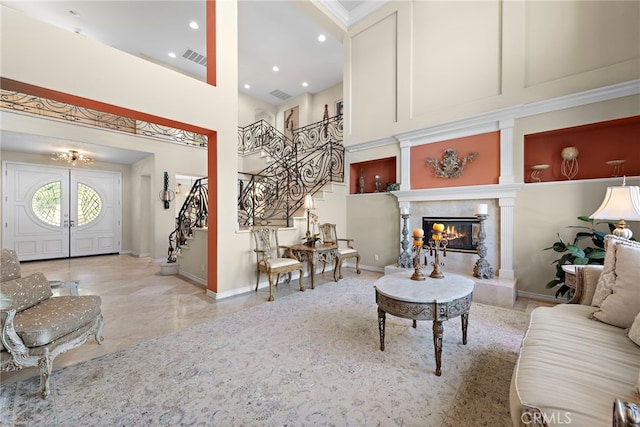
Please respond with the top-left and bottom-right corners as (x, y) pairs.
(388, 184), (522, 308)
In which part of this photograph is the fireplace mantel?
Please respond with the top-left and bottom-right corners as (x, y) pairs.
(391, 183), (523, 202)
(392, 183), (523, 282)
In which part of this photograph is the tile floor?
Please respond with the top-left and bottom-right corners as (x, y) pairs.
(1, 254), (552, 386)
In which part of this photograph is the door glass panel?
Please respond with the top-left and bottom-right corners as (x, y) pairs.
(77, 183), (102, 226)
(32, 182), (62, 226)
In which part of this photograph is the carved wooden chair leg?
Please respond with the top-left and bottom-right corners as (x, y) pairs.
(255, 269), (261, 292)
(39, 349), (53, 399)
(355, 254), (361, 274)
(275, 273), (281, 287)
(297, 267), (304, 291)
(95, 315), (105, 344)
(267, 274), (275, 302)
(286, 272), (292, 283)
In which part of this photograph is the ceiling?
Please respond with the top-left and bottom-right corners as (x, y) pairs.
(0, 0), (385, 164)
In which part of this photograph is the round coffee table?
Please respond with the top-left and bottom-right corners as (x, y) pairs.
(375, 271), (474, 376)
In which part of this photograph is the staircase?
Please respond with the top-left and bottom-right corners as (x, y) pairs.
(167, 115), (344, 262)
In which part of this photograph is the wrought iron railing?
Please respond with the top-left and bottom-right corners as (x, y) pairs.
(1, 89), (208, 148)
(237, 115), (344, 228)
(167, 178), (208, 262)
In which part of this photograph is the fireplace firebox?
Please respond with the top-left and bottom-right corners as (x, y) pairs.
(422, 217), (480, 253)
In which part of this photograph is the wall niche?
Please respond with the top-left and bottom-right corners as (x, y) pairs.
(524, 115), (640, 183)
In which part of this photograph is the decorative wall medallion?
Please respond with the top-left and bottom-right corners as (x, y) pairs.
(426, 148), (478, 178)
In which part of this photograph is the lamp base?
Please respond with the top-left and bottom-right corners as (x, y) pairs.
(613, 219), (633, 240)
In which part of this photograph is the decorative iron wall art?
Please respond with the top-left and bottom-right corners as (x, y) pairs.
(426, 148), (477, 178)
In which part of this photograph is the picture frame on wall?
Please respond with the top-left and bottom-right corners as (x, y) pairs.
(335, 100), (343, 117)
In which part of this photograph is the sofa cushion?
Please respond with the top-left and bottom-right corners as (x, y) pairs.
(13, 295), (102, 347)
(593, 243), (640, 328)
(592, 236), (640, 307)
(513, 304), (640, 426)
(1, 249), (21, 282)
(1, 273), (52, 313)
(630, 312), (640, 347)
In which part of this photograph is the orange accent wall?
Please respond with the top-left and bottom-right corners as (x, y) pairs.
(524, 115), (640, 183)
(410, 131), (500, 189)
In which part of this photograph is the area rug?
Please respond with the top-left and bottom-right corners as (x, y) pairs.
(1, 274), (528, 426)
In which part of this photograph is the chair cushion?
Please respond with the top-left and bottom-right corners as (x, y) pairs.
(1, 249), (21, 281)
(338, 248), (357, 256)
(13, 295), (102, 347)
(261, 258), (300, 269)
(1, 273), (52, 313)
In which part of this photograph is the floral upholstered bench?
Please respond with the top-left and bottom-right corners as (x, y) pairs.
(0, 249), (104, 398)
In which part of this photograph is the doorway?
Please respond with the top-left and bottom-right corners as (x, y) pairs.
(2, 162), (122, 261)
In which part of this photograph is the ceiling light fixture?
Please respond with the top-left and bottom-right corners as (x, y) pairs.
(168, 52), (176, 58)
(189, 21), (199, 30)
(302, 82), (309, 87)
(272, 65), (279, 72)
(318, 34), (326, 42)
(244, 84), (251, 89)
(52, 150), (94, 166)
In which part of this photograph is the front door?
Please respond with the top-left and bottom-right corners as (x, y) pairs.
(2, 162), (121, 261)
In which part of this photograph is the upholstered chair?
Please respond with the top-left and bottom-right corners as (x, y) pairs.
(251, 227), (304, 301)
(318, 223), (361, 279)
(0, 248), (104, 399)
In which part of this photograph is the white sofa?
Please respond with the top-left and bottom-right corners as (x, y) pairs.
(510, 236), (640, 426)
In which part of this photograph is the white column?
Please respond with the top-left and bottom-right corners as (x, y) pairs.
(398, 139), (411, 191)
(499, 196), (516, 279)
(499, 118), (515, 185)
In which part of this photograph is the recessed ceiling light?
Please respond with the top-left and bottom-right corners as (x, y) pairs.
(318, 34), (326, 42)
(244, 84), (250, 89)
(189, 21), (199, 30)
(302, 82), (309, 87)
(272, 65), (279, 72)
(168, 52), (177, 58)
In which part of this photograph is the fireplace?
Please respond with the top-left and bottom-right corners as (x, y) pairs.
(422, 217), (480, 253)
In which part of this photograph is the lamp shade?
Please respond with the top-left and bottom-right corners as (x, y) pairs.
(590, 185), (640, 221)
(304, 194), (315, 210)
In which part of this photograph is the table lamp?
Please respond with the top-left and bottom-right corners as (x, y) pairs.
(589, 176), (640, 239)
(304, 194), (315, 238)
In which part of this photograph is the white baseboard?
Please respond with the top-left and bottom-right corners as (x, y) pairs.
(178, 269), (207, 286)
(516, 290), (564, 303)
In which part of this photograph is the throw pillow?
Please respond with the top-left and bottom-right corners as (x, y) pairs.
(629, 312), (640, 347)
(592, 235), (640, 307)
(593, 244), (640, 328)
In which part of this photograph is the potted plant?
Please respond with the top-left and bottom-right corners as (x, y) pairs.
(543, 216), (612, 299)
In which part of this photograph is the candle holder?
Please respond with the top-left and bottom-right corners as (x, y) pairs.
(398, 213), (413, 268)
(411, 236), (426, 281)
(473, 214), (494, 279)
(428, 231), (448, 279)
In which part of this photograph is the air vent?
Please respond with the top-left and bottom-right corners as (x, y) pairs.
(182, 49), (207, 66)
(269, 89), (291, 100)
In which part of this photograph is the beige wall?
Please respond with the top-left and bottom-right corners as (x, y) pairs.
(344, 0), (639, 144)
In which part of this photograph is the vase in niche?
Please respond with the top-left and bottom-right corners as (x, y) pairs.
(358, 169), (365, 194)
(374, 175), (381, 192)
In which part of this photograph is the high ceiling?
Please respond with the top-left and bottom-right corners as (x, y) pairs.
(0, 0), (385, 163)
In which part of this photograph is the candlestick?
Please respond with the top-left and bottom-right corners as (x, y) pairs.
(473, 214), (494, 279)
(411, 236), (426, 281)
(398, 213), (413, 268)
(428, 231), (448, 279)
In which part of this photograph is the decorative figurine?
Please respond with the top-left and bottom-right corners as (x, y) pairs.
(374, 175), (381, 192)
(358, 169), (365, 194)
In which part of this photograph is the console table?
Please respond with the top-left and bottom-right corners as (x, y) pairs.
(289, 243), (339, 289)
(374, 271), (474, 376)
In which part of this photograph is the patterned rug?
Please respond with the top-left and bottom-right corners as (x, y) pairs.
(1, 274), (528, 426)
